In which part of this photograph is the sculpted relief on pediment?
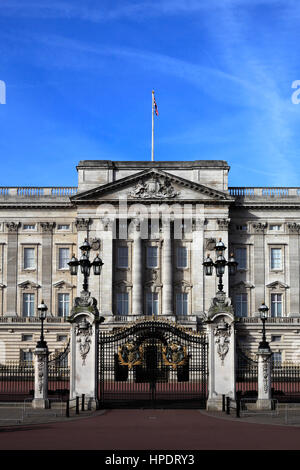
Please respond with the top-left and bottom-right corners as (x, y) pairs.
(128, 176), (180, 199)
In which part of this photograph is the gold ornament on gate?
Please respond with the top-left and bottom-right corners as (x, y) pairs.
(162, 343), (188, 370)
(118, 342), (143, 369)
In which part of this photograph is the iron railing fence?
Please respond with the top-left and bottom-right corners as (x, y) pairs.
(0, 360), (70, 402)
(0, 361), (34, 401)
(271, 361), (300, 402)
(235, 347), (258, 398)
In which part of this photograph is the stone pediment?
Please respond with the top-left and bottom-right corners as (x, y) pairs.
(53, 280), (75, 289)
(18, 280), (40, 289)
(266, 281), (289, 290)
(71, 169), (232, 203)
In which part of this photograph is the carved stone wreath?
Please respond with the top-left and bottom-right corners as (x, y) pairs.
(75, 318), (93, 366)
(214, 320), (231, 365)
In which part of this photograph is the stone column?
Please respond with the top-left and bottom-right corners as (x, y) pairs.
(68, 292), (103, 410)
(5, 222), (19, 316)
(162, 220), (173, 316)
(206, 292), (236, 410)
(192, 218), (205, 315)
(287, 223), (300, 315)
(131, 219), (143, 316)
(253, 223), (267, 312)
(257, 347), (272, 410)
(32, 346), (49, 409)
(40, 222), (55, 313)
(99, 217), (113, 316)
(75, 218), (90, 297)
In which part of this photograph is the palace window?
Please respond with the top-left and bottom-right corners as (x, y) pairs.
(235, 247), (247, 270)
(271, 335), (282, 342)
(270, 225), (282, 231)
(22, 293), (35, 317)
(272, 351), (282, 364)
(116, 293), (129, 315)
(23, 224), (35, 230)
(22, 334), (33, 341)
(117, 247), (129, 268)
(235, 293), (248, 317)
(23, 247), (35, 270)
(270, 248), (282, 270)
(57, 224), (70, 230)
(58, 293), (70, 317)
(146, 292), (159, 315)
(21, 350), (33, 363)
(58, 248), (70, 270)
(147, 246), (158, 268)
(177, 247), (188, 268)
(176, 293), (188, 316)
(271, 293), (282, 317)
(57, 335), (68, 342)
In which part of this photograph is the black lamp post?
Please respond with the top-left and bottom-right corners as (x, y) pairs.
(203, 239), (238, 292)
(68, 239), (104, 292)
(258, 302), (270, 350)
(37, 299), (48, 348)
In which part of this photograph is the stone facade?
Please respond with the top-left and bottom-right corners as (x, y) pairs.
(0, 161), (299, 364)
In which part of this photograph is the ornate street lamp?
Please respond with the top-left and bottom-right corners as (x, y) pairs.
(37, 300), (48, 348)
(258, 302), (270, 350)
(68, 239), (104, 292)
(203, 239), (238, 292)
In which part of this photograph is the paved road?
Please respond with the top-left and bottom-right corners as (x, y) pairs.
(1, 409), (300, 450)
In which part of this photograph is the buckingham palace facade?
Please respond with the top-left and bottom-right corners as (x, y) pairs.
(0, 159), (300, 364)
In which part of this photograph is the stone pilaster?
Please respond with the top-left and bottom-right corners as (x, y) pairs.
(287, 223), (300, 315)
(40, 222), (55, 313)
(5, 222), (20, 316)
(131, 219), (143, 315)
(192, 218), (205, 315)
(257, 347), (272, 410)
(252, 222), (267, 312)
(162, 220), (173, 316)
(99, 217), (113, 316)
(32, 346), (49, 409)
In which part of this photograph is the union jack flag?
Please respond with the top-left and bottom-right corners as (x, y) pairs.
(153, 94), (159, 116)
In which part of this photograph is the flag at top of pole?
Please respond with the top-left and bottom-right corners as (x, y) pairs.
(152, 90), (158, 161)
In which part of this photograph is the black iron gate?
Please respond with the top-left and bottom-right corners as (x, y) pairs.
(98, 320), (208, 408)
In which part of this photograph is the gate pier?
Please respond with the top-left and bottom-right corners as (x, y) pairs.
(206, 292), (236, 411)
(68, 290), (104, 410)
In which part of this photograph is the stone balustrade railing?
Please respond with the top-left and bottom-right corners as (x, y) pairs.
(229, 187), (300, 197)
(238, 317), (300, 324)
(0, 317), (70, 323)
(0, 187), (78, 197)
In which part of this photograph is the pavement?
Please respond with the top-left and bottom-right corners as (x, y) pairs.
(1, 405), (300, 450)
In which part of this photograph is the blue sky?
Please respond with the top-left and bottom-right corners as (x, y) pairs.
(0, 0), (300, 187)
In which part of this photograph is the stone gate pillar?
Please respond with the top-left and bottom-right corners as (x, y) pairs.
(206, 291), (236, 411)
(257, 347), (272, 410)
(68, 290), (104, 410)
(32, 345), (49, 409)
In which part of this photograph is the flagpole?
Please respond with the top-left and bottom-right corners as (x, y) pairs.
(151, 90), (154, 162)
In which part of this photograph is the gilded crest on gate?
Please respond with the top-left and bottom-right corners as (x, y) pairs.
(162, 343), (187, 370)
(118, 342), (143, 369)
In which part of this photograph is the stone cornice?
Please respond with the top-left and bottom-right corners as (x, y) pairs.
(71, 168), (233, 203)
